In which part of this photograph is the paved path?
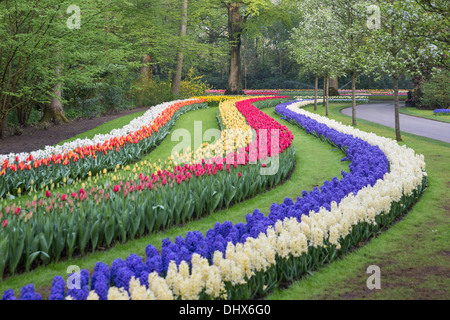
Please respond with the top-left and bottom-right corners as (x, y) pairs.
(341, 103), (450, 144)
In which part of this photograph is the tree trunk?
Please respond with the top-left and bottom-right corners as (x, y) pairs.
(323, 77), (326, 106)
(328, 77), (340, 96)
(314, 75), (318, 111)
(0, 113), (7, 139)
(41, 97), (70, 125)
(172, 0), (188, 96)
(244, 59), (248, 90)
(141, 54), (153, 81)
(279, 50), (283, 75)
(325, 75), (329, 117)
(40, 65), (69, 125)
(225, 3), (244, 95)
(351, 71), (357, 126)
(137, 54), (153, 107)
(17, 103), (30, 127)
(394, 76), (402, 141)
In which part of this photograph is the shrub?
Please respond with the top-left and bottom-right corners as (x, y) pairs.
(420, 69), (450, 109)
(179, 68), (211, 99)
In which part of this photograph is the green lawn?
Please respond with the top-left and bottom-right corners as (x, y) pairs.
(265, 103), (450, 300)
(400, 107), (450, 123)
(368, 95), (408, 101)
(141, 105), (221, 164)
(0, 103), (350, 299)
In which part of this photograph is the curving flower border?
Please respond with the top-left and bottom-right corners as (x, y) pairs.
(0, 99), (201, 164)
(1, 99), (427, 300)
(0, 96), (296, 280)
(0, 100), (215, 199)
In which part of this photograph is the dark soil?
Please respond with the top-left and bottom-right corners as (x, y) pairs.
(0, 107), (149, 155)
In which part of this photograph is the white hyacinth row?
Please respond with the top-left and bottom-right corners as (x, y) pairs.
(79, 101), (427, 300)
(0, 99), (197, 165)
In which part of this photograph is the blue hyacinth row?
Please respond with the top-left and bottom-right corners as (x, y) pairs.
(433, 109), (450, 115)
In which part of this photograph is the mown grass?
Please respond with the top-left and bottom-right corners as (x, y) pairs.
(399, 107), (450, 124)
(141, 105), (221, 164)
(266, 103), (450, 300)
(368, 95), (408, 101)
(0, 103), (350, 298)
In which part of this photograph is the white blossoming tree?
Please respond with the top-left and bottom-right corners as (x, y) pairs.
(288, 0), (345, 116)
(321, 0), (377, 126)
(369, 0), (445, 141)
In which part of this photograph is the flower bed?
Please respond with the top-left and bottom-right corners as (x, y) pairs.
(205, 90), (280, 96)
(0, 97), (296, 279)
(0, 99), (212, 198)
(2, 97), (428, 300)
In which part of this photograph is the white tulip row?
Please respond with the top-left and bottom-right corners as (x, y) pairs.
(77, 100), (427, 300)
(0, 99), (197, 165)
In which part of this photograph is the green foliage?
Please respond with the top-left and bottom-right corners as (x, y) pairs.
(132, 77), (175, 107)
(0, 0), (447, 135)
(420, 69), (450, 109)
(288, 2), (346, 80)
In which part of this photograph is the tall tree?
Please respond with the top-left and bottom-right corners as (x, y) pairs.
(370, 0), (444, 141)
(288, 0), (345, 114)
(323, 0), (376, 126)
(0, 0), (64, 137)
(40, 59), (70, 125)
(195, 0), (295, 95)
(224, 2), (246, 95)
(40, 11), (69, 125)
(172, 0), (189, 96)
(0, 0), (128, 137)
(119, 0), (181, 105)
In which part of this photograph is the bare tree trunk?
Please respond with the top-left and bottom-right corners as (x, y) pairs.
(323, 76), (326, 106)
(314, 75), (318, 111)
(172, 0), (188, 96)
(244, 58), (248, 90)
(351, 71), (357, 126)
(40, 64), (69, 125)
(141, 54), (153, 81)
(394, 76), (402, 141)
(0, 113), (7, 139)
(225, 3), (244, 95)
(328, 77), (340, 96)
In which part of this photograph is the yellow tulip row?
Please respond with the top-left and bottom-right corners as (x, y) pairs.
(172, 97), (256, 166)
